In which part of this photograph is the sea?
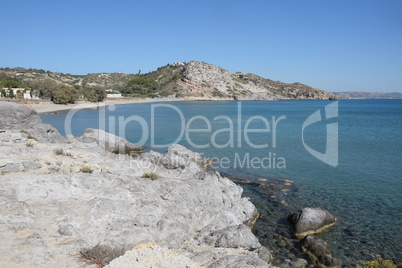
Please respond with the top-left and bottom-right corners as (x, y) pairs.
(41, 99), (402, 266)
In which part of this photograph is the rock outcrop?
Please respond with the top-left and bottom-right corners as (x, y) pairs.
(0, 103), (274, 267)
(287, 208), (336, 238)
(300, 235), (340, 268)
(0, 102), (42, 130)
(0, 102), (66, 143)
(179, 61), (336, 100)
(78, 128), (143, 154)
(28, 123), (67, 143)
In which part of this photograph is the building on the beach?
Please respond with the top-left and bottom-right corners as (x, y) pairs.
(106, 93), (122, 98)
(105, 89), (122, 98)
(1, 88), (39, 99)
(23, 90), (39, 99)
(23, 91), (32, 99)
(1, 88), (25, 98)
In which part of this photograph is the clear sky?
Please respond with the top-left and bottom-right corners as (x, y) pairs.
(1, 0), (401, 92)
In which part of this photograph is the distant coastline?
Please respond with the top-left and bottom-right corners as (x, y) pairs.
(332, 91), (402, 99)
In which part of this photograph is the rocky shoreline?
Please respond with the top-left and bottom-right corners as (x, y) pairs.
(0, 102), (340, 267)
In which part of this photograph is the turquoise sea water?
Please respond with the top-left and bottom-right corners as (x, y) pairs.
(41, 99), (402, 266)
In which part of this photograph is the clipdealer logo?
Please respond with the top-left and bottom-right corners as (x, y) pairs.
(63, 101), (339, 170)
(302, 101), (338, 167)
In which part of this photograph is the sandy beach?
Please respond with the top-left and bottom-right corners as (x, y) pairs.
(18, 97), (233, 114)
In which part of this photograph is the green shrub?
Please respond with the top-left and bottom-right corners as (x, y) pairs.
(80, 165), (94, 174)
(142, 172), (158, 180)
(212, 88), (224, 97)
(51, 84), (79, 104)
(357, 255), (402, 268)
(159, 91), (170, 97)
(83, 85), (106, 102)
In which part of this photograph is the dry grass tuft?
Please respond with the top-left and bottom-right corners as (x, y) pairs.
(54, 148), (64, 155)
(142, 172), (158, 180)
(26, 141), (34, 147)
(79, 244), (127, 268)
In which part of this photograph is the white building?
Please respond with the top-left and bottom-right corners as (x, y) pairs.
(23, 91), (32, 99)
(1, 88), (25, 98)
(106, 93), (122, 98)
(172, 62), (185, 66)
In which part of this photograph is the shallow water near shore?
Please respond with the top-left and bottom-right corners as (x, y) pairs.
(41, 99), (402, 266)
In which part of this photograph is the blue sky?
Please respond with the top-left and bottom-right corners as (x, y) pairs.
(1, 0), (401, 92)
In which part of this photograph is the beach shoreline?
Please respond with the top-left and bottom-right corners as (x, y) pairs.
(15, 97), (234, 114)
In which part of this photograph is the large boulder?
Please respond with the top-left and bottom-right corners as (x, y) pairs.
(287, 208), (336, 238)
(300, 235), (340, 268)
(0, 102), (66, 143)
(78, 128), (143, 154)
(0, 102), (41, 130)
(27, 123), (67, 143)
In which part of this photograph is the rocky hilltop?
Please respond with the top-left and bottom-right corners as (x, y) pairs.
(1, 61), (336, 100)
(0, 102), (274, 267)
(179, 61), (336, 100)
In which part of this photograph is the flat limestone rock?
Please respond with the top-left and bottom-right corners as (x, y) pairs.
(0, 132), (272, 267)
(22, 161), (43, 170)
(106, 244), (198, 268)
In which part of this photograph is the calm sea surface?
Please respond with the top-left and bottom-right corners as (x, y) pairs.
(41, 99), (402, 266)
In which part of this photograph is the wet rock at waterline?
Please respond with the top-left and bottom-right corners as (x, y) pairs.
(287, 208), (336, 238)
(300, 235), (340, 268)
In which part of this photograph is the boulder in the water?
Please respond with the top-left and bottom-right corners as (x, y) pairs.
(287, 208), (336, 238)
(300, 235), (340, 268)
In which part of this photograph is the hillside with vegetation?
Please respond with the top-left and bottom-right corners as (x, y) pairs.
(0, 61), (337, 103)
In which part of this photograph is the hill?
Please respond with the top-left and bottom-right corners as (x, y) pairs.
(0, 61), (336, 100)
